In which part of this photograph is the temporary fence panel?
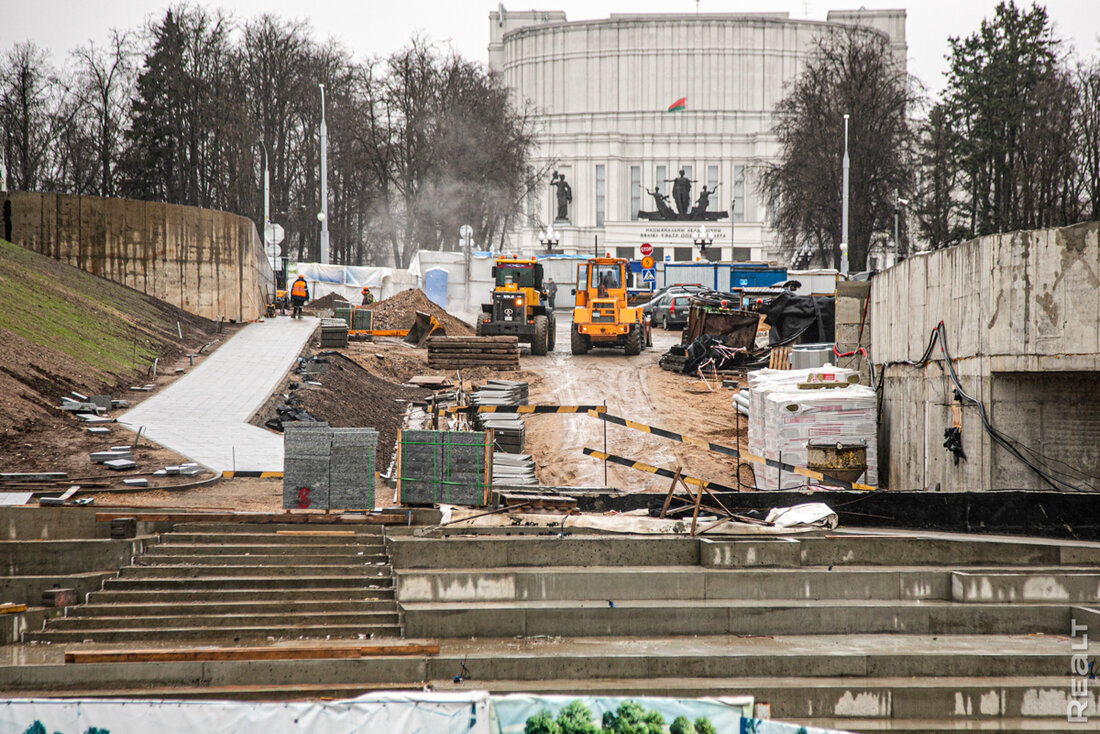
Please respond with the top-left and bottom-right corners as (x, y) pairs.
(399, 429), (492, 507)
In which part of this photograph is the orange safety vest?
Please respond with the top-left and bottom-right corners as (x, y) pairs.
(291, 279), (308, 298)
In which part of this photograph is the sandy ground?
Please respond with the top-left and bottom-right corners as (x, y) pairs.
(523, 320), (754, 493)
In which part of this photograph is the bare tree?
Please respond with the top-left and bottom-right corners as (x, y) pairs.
(71, 30), (135, 197)
(1077, 58), (1100, 221)
(759, 28), (914, 271)
(0, 43), (70, 190)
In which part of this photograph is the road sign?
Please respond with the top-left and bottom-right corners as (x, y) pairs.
(264, 222), (285, 245)
(640, 255), (655, 269)
(664, 254), (671, 263)
(639, 242), (653, 257)
(641, 268), (656, 283)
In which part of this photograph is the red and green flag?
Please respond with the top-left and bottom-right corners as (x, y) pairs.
(667, 96), (686, 112)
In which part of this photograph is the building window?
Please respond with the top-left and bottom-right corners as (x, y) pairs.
(673, 246), (693, 261)
(615, 246), (633, 260)
(630, 166), (641, 221)
(595, 164), (606, 227)
(707, 165), (718, 194)
(650, 246), (665, 262)
(656, 165), (667, 197)
(733, 165), (745, 223)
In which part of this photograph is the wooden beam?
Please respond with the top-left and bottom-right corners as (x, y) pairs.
(64, 643), (440, 664)
(0, 603), (27, 615)
(95, 512), (406, 524)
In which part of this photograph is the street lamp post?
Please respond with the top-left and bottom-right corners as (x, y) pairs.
(693, 223), (713, 261)
(894, 192), (910, 261)
(539, 224), (559, 253)
(730, 197), (736, 261)
(318, 83), (330, 265)
(841, 113), (850, 275)
(257, 139), (271, 248)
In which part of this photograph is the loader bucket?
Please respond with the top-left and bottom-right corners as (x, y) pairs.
(403, 311), (443, 347)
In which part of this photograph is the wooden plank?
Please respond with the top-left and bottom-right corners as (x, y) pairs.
(65, 643), (440, 664)
(0, 603), (27, 615)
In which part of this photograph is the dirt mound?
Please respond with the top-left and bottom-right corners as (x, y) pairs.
(0, 238), (222, 469)
(365, 288), (474, 336)
(305, 292), (349, 312)
(262, 352), (430, 468)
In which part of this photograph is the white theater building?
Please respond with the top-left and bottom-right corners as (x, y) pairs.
(488, 8), (906, 264)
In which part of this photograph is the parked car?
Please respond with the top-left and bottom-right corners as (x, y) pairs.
(640, 284), (705, 319)
(650, 292), (693, 329)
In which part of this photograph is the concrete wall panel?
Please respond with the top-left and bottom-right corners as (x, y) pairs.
(872, 222), (1100, 491)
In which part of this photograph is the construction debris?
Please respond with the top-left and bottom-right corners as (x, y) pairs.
(427, 336), (520, 370)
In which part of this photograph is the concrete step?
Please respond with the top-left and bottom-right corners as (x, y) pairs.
(388, 536), (701, 569)
(72, 600), (396, 617)
(400, 599), (1076, 637)
(145, 544), (384, 557)
(116, 565), (392, 579)
(170, 523), (388, 535)
(136, 554), (391, 566)
(394, 566), (959, 602)
(24, 624), (403, 643)
(46, 611), (400, 630)
(88, 588), (394, 604)
(103, 576), (391, 591)
(952, 570), (1100, 603)
(14, 682), (423, 701)
(434, 676), (1097, 720)
(163, 532), (374, 545)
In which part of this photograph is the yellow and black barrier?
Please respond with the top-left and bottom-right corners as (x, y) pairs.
(441, 405), (608, 415)
(586, 410), (875, 492)
(582, 448), (739, 494)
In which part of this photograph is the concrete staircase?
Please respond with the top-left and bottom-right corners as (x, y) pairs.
(387, 529), (1100, 733)
(25, 523), (400, 644)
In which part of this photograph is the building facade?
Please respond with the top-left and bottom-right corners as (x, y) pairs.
(489, 8), (906, 264)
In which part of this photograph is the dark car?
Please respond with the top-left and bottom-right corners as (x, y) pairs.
(640, 284), (705, 319)
(650, 293), (693, 329)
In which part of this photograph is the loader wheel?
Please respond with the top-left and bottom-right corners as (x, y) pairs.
(476, 320), (485, 337)
(624, 326), (643, 356)
(547, 315), (557, 351)
(531, 315), (549, 356)
(570, 326), (590, 355)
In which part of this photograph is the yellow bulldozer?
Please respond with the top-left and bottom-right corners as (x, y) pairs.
(570, 257), (650, 355)
(476, 256), (555, 355)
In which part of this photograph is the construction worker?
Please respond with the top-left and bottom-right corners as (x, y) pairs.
(289, 275), (309, 319)
(546, 278), (557, 310)
(361, 286), (375, 305)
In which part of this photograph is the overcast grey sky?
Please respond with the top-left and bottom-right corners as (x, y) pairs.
(4, 1), (1099, 95)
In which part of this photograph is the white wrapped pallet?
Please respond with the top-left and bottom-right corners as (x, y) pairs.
(759, 383), (877, 490)
(745, 365), (860, 474)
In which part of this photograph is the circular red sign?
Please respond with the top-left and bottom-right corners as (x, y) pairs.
(639, 242), (653, 257)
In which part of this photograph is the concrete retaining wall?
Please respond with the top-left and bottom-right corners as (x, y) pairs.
(870, 222), (1100, 491)
(3, 191), (273, 322)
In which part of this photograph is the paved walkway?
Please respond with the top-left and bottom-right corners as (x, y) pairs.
(119, 317), (318, 473)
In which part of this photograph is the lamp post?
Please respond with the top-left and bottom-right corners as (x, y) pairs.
(257, 139), (271, 249)
(894, 192), (910, 262)
(841, 113), (850, 275)
(318, 83), (330, 265)
(693, 223), (713, 261)
(539, 224), (559, 253)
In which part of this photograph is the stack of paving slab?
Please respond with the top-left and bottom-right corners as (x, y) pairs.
(491, 452), (537, 487)
(283, 423), (378, 510)
(398, 429), (491, 506)
(319, 318), (349, 348)
(746, 365), (876, 489)
(426, 336), (520, 369)
(472, 380), (528, 454)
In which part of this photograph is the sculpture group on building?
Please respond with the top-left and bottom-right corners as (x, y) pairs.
(640, 169), (728, 221)
(549, 170), (572, 221)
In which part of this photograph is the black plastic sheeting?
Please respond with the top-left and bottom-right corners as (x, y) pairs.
(570, 489), (1100, 541)
(761, 292), (835, 345)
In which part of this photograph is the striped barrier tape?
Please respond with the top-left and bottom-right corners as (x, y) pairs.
(441, 405), (608, 415)
(222, 471), (284, 479)
(581, 448), (739, 494)
(585, 410), (875, 491)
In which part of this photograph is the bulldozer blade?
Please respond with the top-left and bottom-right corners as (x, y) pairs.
(403, 311), (444, 347)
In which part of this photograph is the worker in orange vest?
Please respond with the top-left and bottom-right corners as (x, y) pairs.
(361, 286), (375, 305)
(289, 275), (309, 319)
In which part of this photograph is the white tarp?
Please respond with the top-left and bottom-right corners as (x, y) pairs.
(0, 692), (491, 734)
(292, 262), (418, 305)
(765, 502), (840, 528)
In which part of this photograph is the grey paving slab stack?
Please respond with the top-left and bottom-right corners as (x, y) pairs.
(283, 422), (331, 510)
(329, 427), (378, 509)
(399, 429), (491, 506)
(319, 318), (349, 348)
